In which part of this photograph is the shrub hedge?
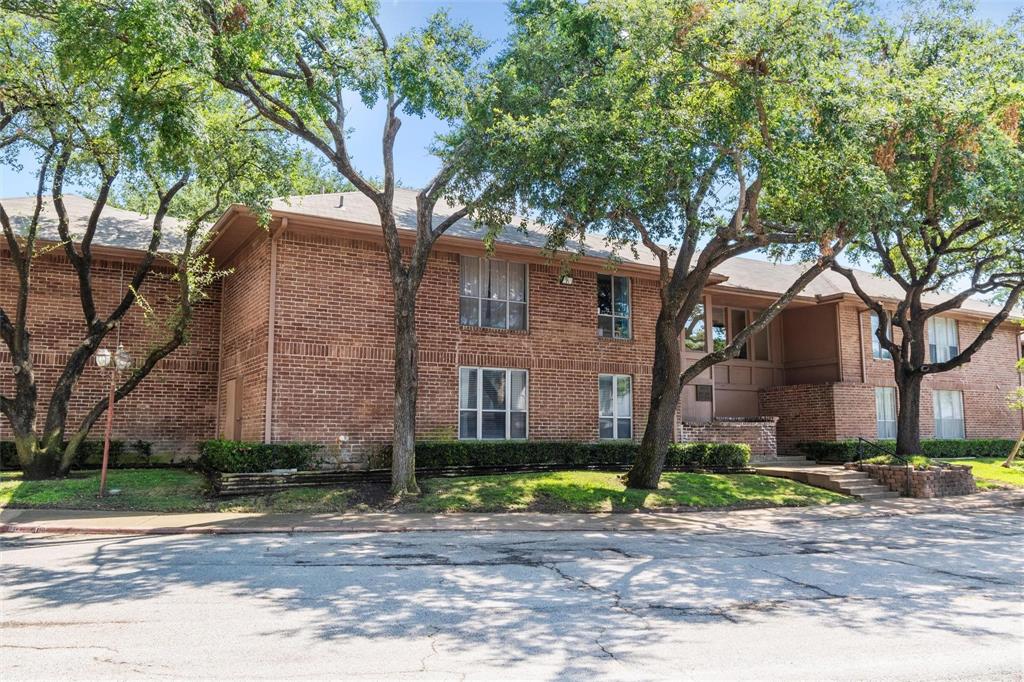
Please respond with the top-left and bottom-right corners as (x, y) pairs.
(198, 439), (319, 473)
(0, 439), (157, 469)
(796, 439), (1017, 462)
(372, 440), (751, 470)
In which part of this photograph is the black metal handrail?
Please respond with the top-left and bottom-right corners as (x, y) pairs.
(854, 437), (908, 464)
(854, 437), (950, 469)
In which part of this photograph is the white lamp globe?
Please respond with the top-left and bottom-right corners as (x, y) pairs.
(95, 348), (112, 368)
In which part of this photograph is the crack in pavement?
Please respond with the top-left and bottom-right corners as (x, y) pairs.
(760, 569), (847, 599)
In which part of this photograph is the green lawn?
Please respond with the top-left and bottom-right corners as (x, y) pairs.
(0, 469), (212, 512)
(944, 458), (1024, 490)
(0, 468), (850, 514)
(413, 470), (850, 513)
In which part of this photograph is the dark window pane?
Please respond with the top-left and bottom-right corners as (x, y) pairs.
(685, 303), (707, 351)
(460, 297), (479, 326)
(482, 370), (506, 409)
(459, 411), (478, 439)
(597, 275), (613, 315)
(459, 368), (477, 409)
(598, 315), (613, 338)
(483, 300), (508, 329)
(599, 417), (614, 439)
(613, 276), (630, 316)
(482, 411), (507, 439)
(617, 419), (632, 439)
(730, 309), (748, 359)
(510, 412), (527, 439)
(509, 302), (527, 330)
(712, 307), (727, 351)
(614, 316), (630, 339)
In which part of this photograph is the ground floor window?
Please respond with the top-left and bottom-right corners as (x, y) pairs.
(599, 374), (632, 439)
(875, 387), (897, 440)
(459, 367), (528, 440)
(933, 389), (965, 440)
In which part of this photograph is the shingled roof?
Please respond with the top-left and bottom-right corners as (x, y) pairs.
(0, 194), (189, 253)
(3, 190), (1014, 319)
(271, 189), (1013, 318)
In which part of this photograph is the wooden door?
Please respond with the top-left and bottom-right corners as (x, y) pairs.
(222, 378), (243, 440)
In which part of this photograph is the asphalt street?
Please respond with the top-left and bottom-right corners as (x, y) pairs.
(2, 506), (1022, 680)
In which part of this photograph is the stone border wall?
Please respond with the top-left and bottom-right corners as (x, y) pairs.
(679, 417), (778, 462)
(848, 463), (977, 498)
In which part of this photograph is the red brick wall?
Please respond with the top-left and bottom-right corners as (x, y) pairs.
(760, 303), (1022, 452)
(678, 418), (778, 460)
(759, 383), (838, 453)
(262, 228), (659, 461)
(0, 248), (220, 456)
(216, 236), (270, 442)
(837, 302), (1022, 440)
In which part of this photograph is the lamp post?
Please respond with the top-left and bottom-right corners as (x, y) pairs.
(95, 344), (131, 497)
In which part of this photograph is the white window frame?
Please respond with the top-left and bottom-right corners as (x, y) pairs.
(458, 367), (529, 440)
(875, 387), (897, 440)
(933, 389), (965, 440)
(598, 374), (633, 440)
(927, 316), (959, 364)
(870, 311), (892, 360)
(597, 274), (632, 340)
(459, 256), (529, 331)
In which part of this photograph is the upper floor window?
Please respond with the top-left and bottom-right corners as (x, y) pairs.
(460, 256), (527, 331)
(927, 317), (959, 364)
(870, 311), (892, 360)
(459, 367), (528, 440)
(709, 305), (770, 362)
(597, 274), (631, 339)
(933, 389), (965, 440)
(599, 374), (632, 439)
(684, 303), (707, 352)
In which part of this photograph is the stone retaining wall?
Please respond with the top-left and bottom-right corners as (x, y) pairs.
(679, 417), (778, 462)
(848, 463), (977, 498)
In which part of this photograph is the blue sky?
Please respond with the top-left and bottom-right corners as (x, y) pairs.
(1, 0), (1019, 197)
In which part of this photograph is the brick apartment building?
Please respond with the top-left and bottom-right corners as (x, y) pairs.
(2, 190), (1022, 464)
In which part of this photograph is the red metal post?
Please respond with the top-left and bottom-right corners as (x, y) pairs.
(98, 369), (116, 497)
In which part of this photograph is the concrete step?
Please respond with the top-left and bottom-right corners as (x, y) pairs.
(857, 490), (901, 500)
(752, 463), (903, 501)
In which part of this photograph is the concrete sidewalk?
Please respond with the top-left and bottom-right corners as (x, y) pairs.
(1, 489), (1021, 535)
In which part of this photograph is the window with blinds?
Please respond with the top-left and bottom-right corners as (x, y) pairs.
(458, 367), (528, 440)
(933, 389), (965, 440)
(598, 374), (632, 439)
(875, 387), (897, 440)
(460, 256), (528, 331)
(927, 317), (959, 364)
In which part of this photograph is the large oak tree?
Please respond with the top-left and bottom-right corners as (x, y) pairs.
(0, 8), (331, 478)
(162, 0), (493, 495)
(461, 0), (875, 488)
(830, 2), (1024, 455)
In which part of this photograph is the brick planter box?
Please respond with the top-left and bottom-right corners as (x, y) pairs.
(846, 463), (977, 498)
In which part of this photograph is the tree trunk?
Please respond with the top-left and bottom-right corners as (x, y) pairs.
(1003, 431), (1023, 468)
(391, 281), (420, 496)
(626, 313), (682, 489)
(895, 373), (923, 455)
(14, 434), (61, 480)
